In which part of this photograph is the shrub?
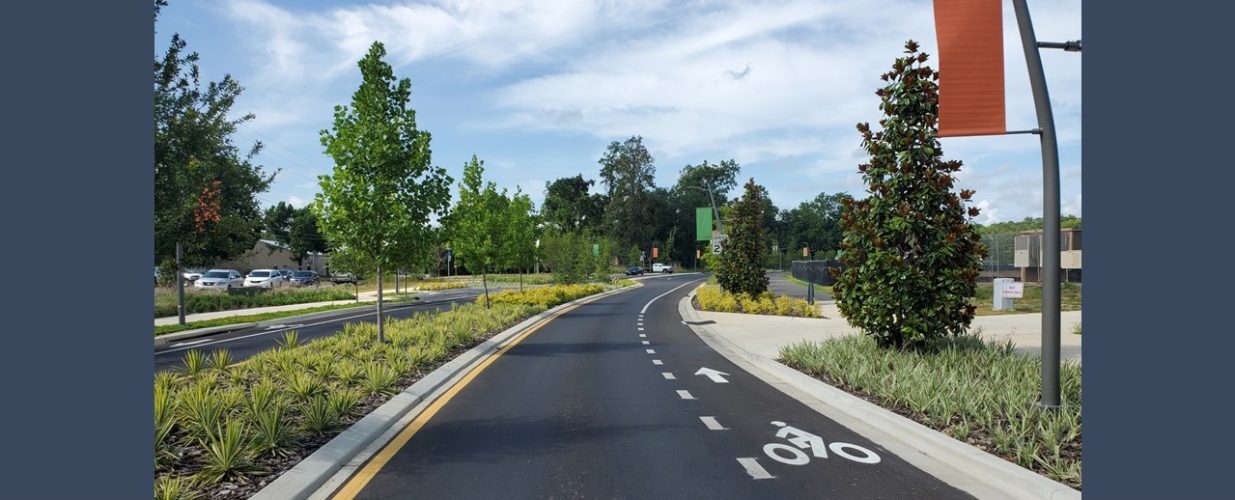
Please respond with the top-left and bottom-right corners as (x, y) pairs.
(197, 421), (261, 484)
(833, 40), (984, 350)
(481, 284), (605, 308)
(695, 284), (818, 317)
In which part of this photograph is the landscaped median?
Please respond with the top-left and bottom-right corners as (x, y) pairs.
(693, 282), (820, 317)
(154, 296), (419, 337)
(155, 287), (357, 318)
(780, 335), (1082, 489)
(154, 282), (620, 499)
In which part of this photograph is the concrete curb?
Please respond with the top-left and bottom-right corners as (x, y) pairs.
(251, 283), (639, 500)
(152, 296), (439, 347)
(678, 288), (1080, 500)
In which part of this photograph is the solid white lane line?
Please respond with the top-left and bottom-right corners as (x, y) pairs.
(652, 360), (663, 365)
(700, 416), (727, 430)
(641, 340), (650, 345)
(662, 372), (676, 380)
(677, 390), (696, 400)
(640, 278), (705, 314)
(737, 458), (775, 479)
(646, 349), (656, 354)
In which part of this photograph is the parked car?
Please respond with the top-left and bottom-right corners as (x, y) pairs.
(289, 270), (319, 286)
(331, 273), (358, 285)
(626, 266), (645, 276)
(194, 269), (243, 290)
(276, 269), (296, 281)
(244, 269), (285, 288)
(182, 268), (206, 282)
(652, 263), (674, 273)
(154, 266), (160, 285)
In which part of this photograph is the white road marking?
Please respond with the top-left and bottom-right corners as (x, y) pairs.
(637, 322), (644, 326)
(676, 390), (696, 400)
(646, 349), (656, 354)
(640, 278), (706, 314)
(662, 372), (676, 380)
(695, 367), (731, 383)
(641, 340), (650, 345)
(170, 338), (212, 348)
(652, 360), (663, 365)
(638, 327), (645, 331)
(639, 334), (647, 338)
(700, 416), (727, 430)
(737, 458), (775, 479)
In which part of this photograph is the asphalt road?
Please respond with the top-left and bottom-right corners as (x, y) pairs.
(153, 288), (487, 372)
(341, 275), (969, 499)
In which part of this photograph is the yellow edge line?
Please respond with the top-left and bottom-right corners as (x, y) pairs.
(332, 284), (639, 499)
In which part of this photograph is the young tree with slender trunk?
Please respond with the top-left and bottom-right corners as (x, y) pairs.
(315, 41), (452, 343)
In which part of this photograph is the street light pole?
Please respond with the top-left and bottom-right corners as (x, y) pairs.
(1012, 0), (1063, 410)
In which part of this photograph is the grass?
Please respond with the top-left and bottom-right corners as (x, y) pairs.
(971, 282), (1082, 316)
(154, 297), (420, 336)
(780, 334), (1082, 489)
(1072, 323), (1082, 335)
(154, 283), (618, 497)
(693, 283), (819, 317)
(155, 287), (356, 318)
(785, 275), (833, 297)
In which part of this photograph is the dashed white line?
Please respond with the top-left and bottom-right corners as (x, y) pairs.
(737, 458), (775, 479)
(646, 349), (656, 354)
(639, 334), (647, 338)
(641, 340), (650, 345)
(662, 372), (676, 380)
(700, 416), (727, 430)
(638, 327), (645, 331)
(652, 360), (663, 365)
(676, 390), (696, 400)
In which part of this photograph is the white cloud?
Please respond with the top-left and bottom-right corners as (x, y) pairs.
(287, 195), (306, 208)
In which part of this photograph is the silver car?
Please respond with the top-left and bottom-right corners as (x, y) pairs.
(194, 269), (243, 290)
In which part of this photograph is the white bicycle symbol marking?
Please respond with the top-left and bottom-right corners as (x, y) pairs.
(762, 421), (881, 466)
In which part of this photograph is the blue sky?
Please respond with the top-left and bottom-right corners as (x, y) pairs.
(156, 0), (1081, 223)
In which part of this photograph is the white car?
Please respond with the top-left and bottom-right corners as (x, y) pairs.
(652, 263), (674, 273)
(194, 269), (243, 290)
(182, 268), (206, 282)
(244, 269), (285, 288)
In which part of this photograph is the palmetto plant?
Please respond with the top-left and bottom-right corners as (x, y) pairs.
(362, 364), (400, 396)
(250, 401), (296, 458)
(208, 349), (233, 371)
(285, 372), (326, 401)
(300, 395), (338, 435)
(179, 385), (225, 440)
(154, 475), (201, 500)
(328, 387), (363, 420)
(154, 383), (178, 469)
(278, 330), (300, 349)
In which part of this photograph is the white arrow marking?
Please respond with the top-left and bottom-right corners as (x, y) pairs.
(676, 390), (696, 400)
(737, 458), (775, 479)
(652, 359), (663, 365)
(695, 367), (731, 383)
(171, 338), (212, 348)
(662, 372), (676, 380)
(700, 416), (727, 430)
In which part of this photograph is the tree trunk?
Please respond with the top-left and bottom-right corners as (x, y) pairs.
(376, 262), (385, 344)
(519, 268), (524, 292)
(482, 271), (490, 308)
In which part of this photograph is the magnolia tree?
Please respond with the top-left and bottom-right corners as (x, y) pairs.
(832, 40), (985, 350)
(716, 179), (769, 296)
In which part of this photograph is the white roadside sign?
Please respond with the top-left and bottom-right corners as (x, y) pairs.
(1001, 282), (1024, 298)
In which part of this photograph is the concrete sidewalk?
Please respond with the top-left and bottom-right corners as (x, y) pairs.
(695, 299), (1082, 364)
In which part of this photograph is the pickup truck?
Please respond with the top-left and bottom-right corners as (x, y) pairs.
(652, 263), (674, 273)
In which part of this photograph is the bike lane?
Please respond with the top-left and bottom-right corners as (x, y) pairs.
(337, 276), (970, 499)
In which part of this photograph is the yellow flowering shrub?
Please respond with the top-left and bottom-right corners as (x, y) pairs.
(694, 284), (819, 318)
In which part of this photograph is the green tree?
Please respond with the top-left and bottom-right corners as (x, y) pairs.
(542, 175), (606, 233)
(833, 40), (985, 350)
(452, 155), (509, 307)
(503, 188), (538, 290)
(154, 15), (274, 270)
(781, 192), (850, 257)
(598, 136), (657, 250)
(315, 41), (452, 342)
(263, 202), (296, 244)
(716, 179), (770, 295)
(288, 207), (327, 267)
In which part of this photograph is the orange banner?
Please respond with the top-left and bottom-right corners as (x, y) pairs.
(934, 0), (1006, 137)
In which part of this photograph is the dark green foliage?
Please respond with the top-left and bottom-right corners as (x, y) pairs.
(833, 40), (985, 350)
(154, 28), (274, 269)
(716, 179), (769, 296)
(598, 136), (658, 251)
(542, 175), (607, 233)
